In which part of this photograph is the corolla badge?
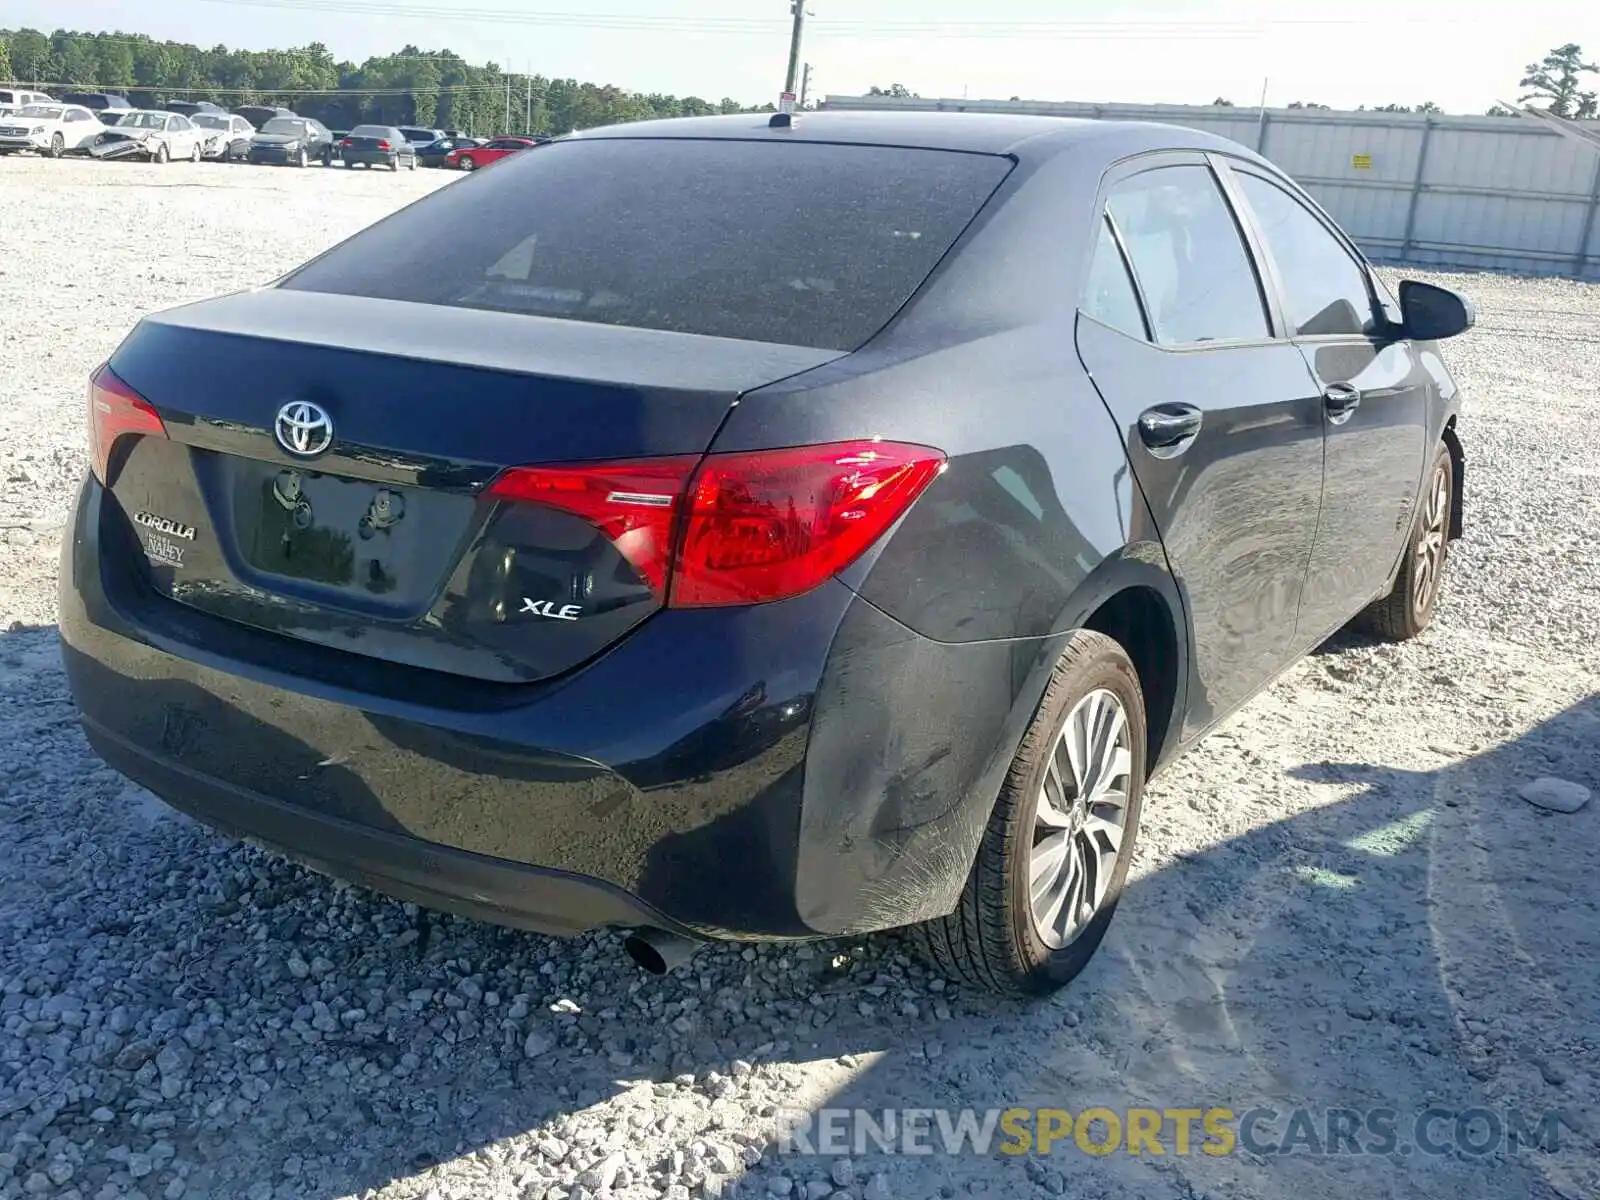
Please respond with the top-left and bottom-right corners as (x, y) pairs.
(274, 400), (334, 457)
(133, 511), (195, 540)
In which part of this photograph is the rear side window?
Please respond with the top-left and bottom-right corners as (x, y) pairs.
(1106, 165), (1269, 346)
(281, 138), (1012, 350)
(1082, 217), (1148, 340)
(1234, 172), (1377, 337)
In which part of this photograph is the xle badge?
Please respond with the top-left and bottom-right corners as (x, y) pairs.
(521, 599), (582, 621)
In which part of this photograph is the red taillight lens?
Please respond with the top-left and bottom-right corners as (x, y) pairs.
(484, 441), (945, 608)
(673, 442), (946, 607)
(377, 140), (391, 150)
(486, 457), (698, 598)
(87, 364), (166, 484)
(339, 138), (353, 147)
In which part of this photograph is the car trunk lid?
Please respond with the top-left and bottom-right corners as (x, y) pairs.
(102, 288), (843, 683)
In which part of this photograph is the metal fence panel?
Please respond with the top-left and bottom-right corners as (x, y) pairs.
(822, 95), (1600, 280)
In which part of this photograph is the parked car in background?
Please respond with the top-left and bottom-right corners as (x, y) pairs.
(0, 103), (104, 157)
(417, 135), (483, 168)
(60, 92), (134, 123)
(91, 110), (211, 163)
(166, 100), (230, 119)
(59, 112), (1474, 996)
(0, 88), (53, 116)
(446, 136), (538, 170)
(193, 112), (255, 162)
(337, 125), (418, 171)
(397, 126), (445, 147)
(233, 105), (294, 130)
(247, 116), (334, 167)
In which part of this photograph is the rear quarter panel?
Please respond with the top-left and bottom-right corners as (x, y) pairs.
(717, 148), (1188, 932)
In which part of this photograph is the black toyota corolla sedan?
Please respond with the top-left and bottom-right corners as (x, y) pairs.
(60, 111), (1472, 995)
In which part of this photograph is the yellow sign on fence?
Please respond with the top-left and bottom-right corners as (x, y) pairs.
(1351, 153), (1374, 169)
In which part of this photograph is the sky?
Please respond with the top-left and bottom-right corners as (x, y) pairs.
(6, 0), (1599, 115)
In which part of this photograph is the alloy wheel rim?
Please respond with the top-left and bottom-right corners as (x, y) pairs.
(1029, 688), (1133, 949)
(1413, 465), (1450, 611)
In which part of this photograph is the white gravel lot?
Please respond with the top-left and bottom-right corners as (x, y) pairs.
(0, 155), (1596, 1200)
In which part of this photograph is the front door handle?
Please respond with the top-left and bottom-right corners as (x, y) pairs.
(1138, 404), (1204, 456)
(1323, 382), (1362, 424)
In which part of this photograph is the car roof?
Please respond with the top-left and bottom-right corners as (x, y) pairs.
(574, 110), (1254, 164)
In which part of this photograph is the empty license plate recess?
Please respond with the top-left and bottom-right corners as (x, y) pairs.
(232, 462), (474, 605)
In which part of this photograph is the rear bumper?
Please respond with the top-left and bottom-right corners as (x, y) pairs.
(342, 150), (400, 166)
(61, 474), (1042, 942)
(80, 714), (687, 937)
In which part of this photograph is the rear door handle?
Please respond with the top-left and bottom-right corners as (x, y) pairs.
(1323, 383), (1362, 424)
(1138, 404), (1204, 456)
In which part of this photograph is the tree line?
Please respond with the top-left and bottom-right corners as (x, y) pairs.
(868, 42), (1599, 119)
(0, 28), (763, 135)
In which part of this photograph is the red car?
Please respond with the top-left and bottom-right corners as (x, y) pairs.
(446, 136), (540, 171)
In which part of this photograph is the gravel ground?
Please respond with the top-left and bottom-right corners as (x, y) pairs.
(0, 155), (1596, 1200)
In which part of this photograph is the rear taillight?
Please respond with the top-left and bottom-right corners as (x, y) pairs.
(377, 140), (391, 150)
(486, 458), (697, 597)
(87, 364), (166, 484)
(486, 441), (946, 608)
(339, 138), (353, 147)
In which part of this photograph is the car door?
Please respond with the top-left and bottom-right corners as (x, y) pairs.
(62, 107), (95, 148)
(1221, 163), (1432, 644)
(1074, 153), (1326, 739)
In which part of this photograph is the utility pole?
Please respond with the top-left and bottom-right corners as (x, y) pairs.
(526, 65), (532, 134)
(504, 74), (511, 134)
(800, 62), (813, 109)
(784, 1), (807, 97)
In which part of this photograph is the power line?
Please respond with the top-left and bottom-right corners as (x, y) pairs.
(152, 1), (1442, 37)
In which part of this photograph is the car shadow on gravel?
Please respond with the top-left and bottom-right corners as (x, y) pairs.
(5, 613), (1595, 1200)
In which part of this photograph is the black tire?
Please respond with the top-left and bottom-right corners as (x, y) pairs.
(1354, 442), (1454, 641)
(460, 156), (477, 171)
(295, 148), (308, 168)
(190, 141), (202, 163)
(911, 629), (1147, 996)
(343, 159), (353, 169)
(154, 142), (169, 165)
(49, 133), (65, 159)
(389, 157), (399, 172)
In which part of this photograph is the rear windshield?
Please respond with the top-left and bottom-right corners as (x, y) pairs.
(280, 138), (1011, 350)
(261, 119), (303, 135)
(349, 126), (395, 138)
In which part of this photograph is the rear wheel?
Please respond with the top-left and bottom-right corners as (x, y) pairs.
(911, 630), (1146, 996)
(49, 133), (65, 159)
(389, 157), (399, 172)
(1354, 443), (1453, 641)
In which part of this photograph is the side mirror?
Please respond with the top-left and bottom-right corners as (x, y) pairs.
(1398, 280), (1475, 341)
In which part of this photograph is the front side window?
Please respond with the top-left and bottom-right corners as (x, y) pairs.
(1081, 216), (1147, 340)
(1235, 172), (1377, 337)
(1105, 165), (1270, 346)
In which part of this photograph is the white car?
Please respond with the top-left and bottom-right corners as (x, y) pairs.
(108, 110), (213, 163)
(0, 88), (53, 117)
(0, 104), (103, 157)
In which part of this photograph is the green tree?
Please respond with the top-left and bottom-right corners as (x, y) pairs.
(6, 28), (50, 82)
(1211, 97), (1235, 106)
(1520, 42), (1599, 118)
(867, 83), (916, 98)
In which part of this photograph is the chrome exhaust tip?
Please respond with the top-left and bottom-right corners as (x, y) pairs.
(623, 928), (704, 975)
